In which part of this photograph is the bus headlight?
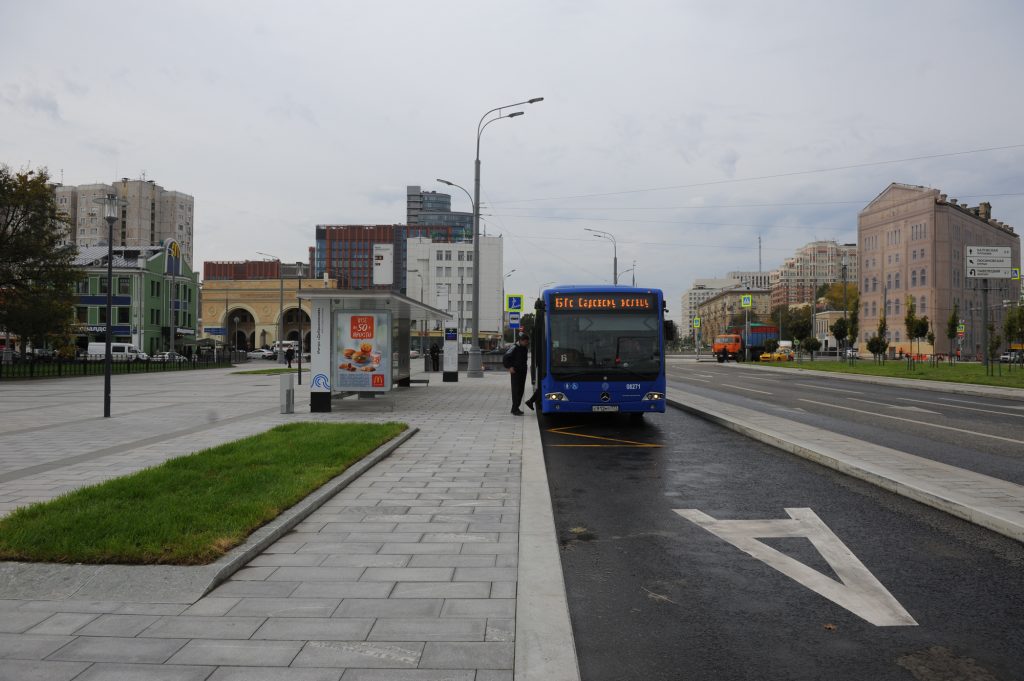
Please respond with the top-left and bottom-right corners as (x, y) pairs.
(642, 392), (664, 401)
(544, 392), (568, 401)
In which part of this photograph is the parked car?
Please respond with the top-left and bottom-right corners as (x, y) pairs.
(999, 350), (1022, 363)
(845, 348), (860, 359)
(247, 349), (275, 360)
(410, 350), (420, 359)
(136, 351), (150, 362)
(759, 349), (794, 362)
(152, 351), (187, 363)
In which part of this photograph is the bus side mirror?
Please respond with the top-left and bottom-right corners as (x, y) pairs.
(663, 320), (677, 342)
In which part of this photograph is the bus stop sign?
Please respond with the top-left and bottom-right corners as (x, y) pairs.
(508, 312), (521, 329)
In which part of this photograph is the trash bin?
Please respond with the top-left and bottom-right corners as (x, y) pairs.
(280, 373), (294, 414)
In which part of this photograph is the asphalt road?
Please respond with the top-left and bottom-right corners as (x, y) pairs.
(666, 360), (1024, 485)
(539, 408), (1024, 681)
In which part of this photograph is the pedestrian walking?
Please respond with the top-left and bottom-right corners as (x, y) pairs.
(430, 343), (440, 372)
(285, 347), (295, 368)
(503, 333), (530, 415)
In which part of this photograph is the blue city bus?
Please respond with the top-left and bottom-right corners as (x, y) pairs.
(531, 285), (668, 415)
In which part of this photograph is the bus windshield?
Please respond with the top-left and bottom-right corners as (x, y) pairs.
(548, 312), (661, 379)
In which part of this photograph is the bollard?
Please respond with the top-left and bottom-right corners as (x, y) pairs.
(280, 372), (294, 414)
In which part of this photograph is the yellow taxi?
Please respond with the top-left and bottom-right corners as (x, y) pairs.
(760, 349), (794, 362)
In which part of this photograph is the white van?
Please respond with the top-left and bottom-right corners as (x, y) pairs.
(86, 342), (143, 361)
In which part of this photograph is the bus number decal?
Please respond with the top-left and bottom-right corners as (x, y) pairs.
(626, 383), (640, 390)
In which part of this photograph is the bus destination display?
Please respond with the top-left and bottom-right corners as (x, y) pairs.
(550, 293), (656, 312)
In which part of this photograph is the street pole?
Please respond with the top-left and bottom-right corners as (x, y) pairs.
(297, 269), (303, 384)
(94, 193), (126, 418)
(467, 96), (543, 378)
(258, 252), (286, 364)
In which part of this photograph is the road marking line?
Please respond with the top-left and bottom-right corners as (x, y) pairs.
(848, 397), (939, 414)
(801, 399), (1024, 444)
(722, 383), (773, 395)
(938, 396), (1024, 411)
(546, 425), (661, 448)
(895, 397), (1024, 419)
(793, 382), (863, 394)
(675, 507), (917, 627)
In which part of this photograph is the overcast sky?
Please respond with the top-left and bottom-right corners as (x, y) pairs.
(3, 0), (1022, 317)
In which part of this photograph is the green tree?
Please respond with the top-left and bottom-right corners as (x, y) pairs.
(801, 336), (821, 359)
(519, 313), (535, 340)
(866, 315), (889, 362)
(946, 303), (960, 362)
(830, 318), (848, 350)
(823, 282), (859, 314)
(0, 166), (83, 349)
(913, 316), (930, 356)
(904, 295), (918, 350)
(763, 338), (779, 354)
(787, 306), (812, 342)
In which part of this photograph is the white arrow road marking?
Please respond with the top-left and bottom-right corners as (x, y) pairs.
(675, 508), (917, 626)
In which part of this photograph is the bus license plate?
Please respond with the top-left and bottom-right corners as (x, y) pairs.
(592, 405), (619, 412)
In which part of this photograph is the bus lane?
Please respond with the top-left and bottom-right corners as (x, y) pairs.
(539, 409), (1024, 681)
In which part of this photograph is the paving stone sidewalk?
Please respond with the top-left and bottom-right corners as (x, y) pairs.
(0, 367), (550, 681)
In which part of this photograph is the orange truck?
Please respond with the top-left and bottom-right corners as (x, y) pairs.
(712, 324), (779, 362)
(712, 334), (744, 362)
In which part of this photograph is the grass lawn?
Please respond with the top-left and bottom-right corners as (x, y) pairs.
(232, 367), (310, 375)
(0, 422), (407, 565)
(761, 358), (1024, 389)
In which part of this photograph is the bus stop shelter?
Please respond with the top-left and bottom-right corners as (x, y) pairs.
(297, 289), (451, 412)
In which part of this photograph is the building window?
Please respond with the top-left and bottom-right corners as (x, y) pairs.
(77, 280), (89, 294)
(77, 307), (88, 323)
(99, 277), (108, 293)
(98, 307), (107, 323)
(885, 300), (891, 315)
(886, 274), (892, 290)
(445, 267), (452, 277)
(119, 277), (130, 294)
(117, 307), (130, 323)
(911, 270), (917, 287)
(436, 251), (443, 261)
(920, 297), (926, 313)
(458, 251), (465, 261)
(436, 266), (443, 278)
(920, 269), (926, 286)
(872, 277), (877, 292)
(445, 251), (452, 261)
(871, 301), (877, 316)
(467, 253), (473, 262)
(895, 298), (901, 315)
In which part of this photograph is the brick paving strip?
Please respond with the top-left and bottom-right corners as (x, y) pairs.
(0, 368), (580, 680)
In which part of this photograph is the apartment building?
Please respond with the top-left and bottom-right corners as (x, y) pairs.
(681, 278), (743, 338)
(61, 178), (195, 268)
(771, 240), (858, 310)
(858, 183), (1020, 356)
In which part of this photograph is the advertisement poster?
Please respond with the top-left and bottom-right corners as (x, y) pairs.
(335, 312), (391, 391)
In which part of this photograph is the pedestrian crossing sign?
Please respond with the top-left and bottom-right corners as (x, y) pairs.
(693, 317), (701, 329)
(741, 294), (752, 308)
(506, 294), (523, 312)
(1013, 267), (1021, 280)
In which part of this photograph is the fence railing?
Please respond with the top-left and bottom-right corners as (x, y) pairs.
(0, 354), (243, 381)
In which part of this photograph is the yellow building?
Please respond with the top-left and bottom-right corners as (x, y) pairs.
(200, 278), (336, 351)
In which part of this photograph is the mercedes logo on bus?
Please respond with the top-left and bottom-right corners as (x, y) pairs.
(600, 392), (611, 402)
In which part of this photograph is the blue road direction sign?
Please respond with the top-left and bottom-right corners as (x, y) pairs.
(508, 312), (521, 329)
(505, 294), (524, 312)
(205, 327), (226, 336)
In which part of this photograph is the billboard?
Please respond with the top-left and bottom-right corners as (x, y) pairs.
(373, 244), (394, 286)
(335, 312), (391, 391)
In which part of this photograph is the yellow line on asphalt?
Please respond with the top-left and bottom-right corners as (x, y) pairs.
(547, 425), (662, 448)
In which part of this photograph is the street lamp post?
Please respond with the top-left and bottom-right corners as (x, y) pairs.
(585, 228), (618, 285)
(93, 193), (127, 418)
(460, 96), (544, 378)
(410, 269), (424, 352)
(257, 252), (286, 364)
(233, 316), (240, 359)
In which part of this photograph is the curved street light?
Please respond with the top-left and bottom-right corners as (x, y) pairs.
(585, 228), (618, 285)
(466, 97), (544, 377)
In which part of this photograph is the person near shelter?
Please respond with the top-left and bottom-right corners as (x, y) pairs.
(503, 332), (530, 415)
(285, 346), (295, 368)
(430, 343), (440, 371)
